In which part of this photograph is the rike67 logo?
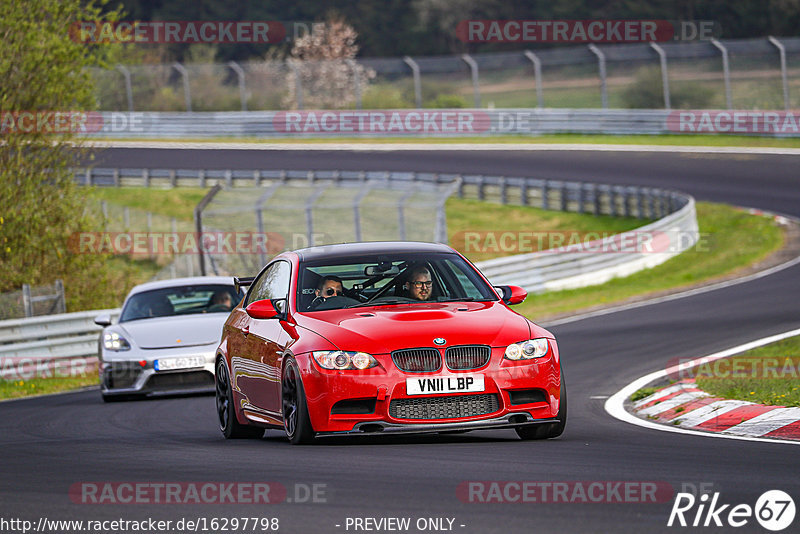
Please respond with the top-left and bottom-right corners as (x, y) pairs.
(668, 490), (795, 530)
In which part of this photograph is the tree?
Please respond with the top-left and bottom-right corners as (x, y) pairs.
(283, 17), (374, 110)
(0, 0), (123, 307)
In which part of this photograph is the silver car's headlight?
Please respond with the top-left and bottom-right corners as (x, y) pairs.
(504, 338), (549, 360)
(103, 332), (131, 351)
(312, 351), (378, 370)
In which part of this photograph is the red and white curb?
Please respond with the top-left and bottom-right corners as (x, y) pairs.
(606, 326), (800, 445)
(631, 379), (800, 440)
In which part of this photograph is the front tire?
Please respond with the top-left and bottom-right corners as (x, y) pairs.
(216, 358), (264, 439)
(516, 375), (567, 440)
(281, 358), (315, 444)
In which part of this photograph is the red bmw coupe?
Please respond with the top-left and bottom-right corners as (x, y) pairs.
(215, 241), (565, 444)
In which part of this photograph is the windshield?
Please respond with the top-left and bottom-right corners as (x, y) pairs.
(120, 284), (243, 322)
(298, 252), (497, 312)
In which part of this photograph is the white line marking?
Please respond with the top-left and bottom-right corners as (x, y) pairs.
(590, 395), (609, 399)
(605, 327), (800, 445)
(87, 140), (800, 156)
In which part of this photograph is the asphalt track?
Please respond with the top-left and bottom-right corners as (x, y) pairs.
(3, 147), (800, 533)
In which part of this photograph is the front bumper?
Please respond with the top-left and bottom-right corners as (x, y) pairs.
(317, 413), (562, 437)
(100, 346), (216, 397)
(296, 346), (561, 433)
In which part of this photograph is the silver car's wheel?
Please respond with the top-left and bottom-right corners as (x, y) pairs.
(216, 358), (263, 439)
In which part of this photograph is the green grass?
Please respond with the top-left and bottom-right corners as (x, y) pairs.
(695, 336), (800, 407)
(514, 202), (784, 320)
(89, 187), (208, 221)
(96, 133), (800, 148)
(0, 376), (97, 401)
(630, 387), (659, 403)
(446, 198), (648, 262)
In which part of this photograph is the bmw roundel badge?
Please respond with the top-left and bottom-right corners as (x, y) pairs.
(433, 337), (446, 346)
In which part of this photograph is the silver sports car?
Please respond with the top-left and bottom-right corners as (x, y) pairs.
(94, 276), (243, 401)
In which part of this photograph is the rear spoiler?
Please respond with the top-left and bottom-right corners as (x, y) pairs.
(234, 276), (255, 294)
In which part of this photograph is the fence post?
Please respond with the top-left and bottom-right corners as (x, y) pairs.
(22, 284), (33, 317)
(588, 44), (608, 109)
(353, 183), (372, 242)
(115, 65), (134, 112)
(711, 39), (732, 110)
(768, 37), (790, 110)
(477, 175), (486, 200)
(461, 54), (481, 108)
(649, 42), (671, 109)
(289, 62), (303, 110)
(559, 183), (567, 212)
(523, 51), (544, 108)
(610, 187), (618, 217)
(169, 169), (176, 188)
(591, 184), (600, 215)
(521, 178), (529, 206)
(142, 168), (150, 187)
(55, 279), (66, 314)
(305, 186), (329, 245)
(636, 188), (644, 219)
(403, 56), (422, 108)
(227, 61), (248, 111)
(499, 177), (507, 205)
(113, 168), (120, 187)
(541, 180), (549, 210)
(194, 185), (222, 276)
(346, 59), (363, 110)
(172, 62), (192, 112)
(198, 169), (206, 188)
(624, 188), (632, 218)
(577, 184), (585, 214)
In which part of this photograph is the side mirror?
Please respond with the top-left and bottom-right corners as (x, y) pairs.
(94, 314), (112, 327)
(495, 285), (527, 305)
(246, 299), (280, 320)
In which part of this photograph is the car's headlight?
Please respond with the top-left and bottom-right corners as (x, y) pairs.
(504, 338), (549, 360)
(312, 351), (378, 370)
(103, 332), (131, 351)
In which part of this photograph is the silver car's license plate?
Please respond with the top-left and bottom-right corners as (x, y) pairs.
(154, 356), (205, 371)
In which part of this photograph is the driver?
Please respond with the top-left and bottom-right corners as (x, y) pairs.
(403, 266), (433, 301)
(309, 276), (344, 309)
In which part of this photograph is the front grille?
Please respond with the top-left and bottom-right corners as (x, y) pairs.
(390, 394), (499, 420)
(445, 345), (491, 370)
(392, 348), (441, 372)
(146, 371), (214, 389)
(106, 362), (143, 389)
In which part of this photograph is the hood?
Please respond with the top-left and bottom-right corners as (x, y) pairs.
(295, 301), (531, 355)
(119, 313), (228, 349)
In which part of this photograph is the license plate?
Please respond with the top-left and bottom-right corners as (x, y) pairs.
(154, 356), (205, 371)
(406, 374), (484, 395)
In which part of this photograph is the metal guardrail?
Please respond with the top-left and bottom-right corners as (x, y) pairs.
(475, 196), (698, 293)
(81, 108), (800, 138)
(0, 309), (120, 378)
